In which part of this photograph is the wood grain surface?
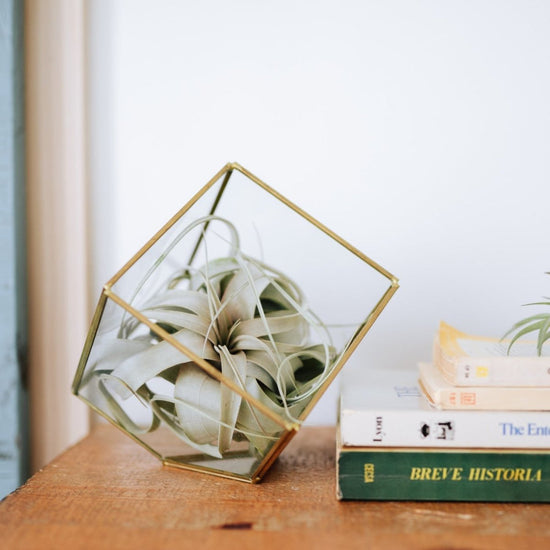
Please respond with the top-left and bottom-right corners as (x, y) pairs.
(1, 425), (549, 550)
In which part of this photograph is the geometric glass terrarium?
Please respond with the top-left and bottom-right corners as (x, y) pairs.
(72, 163), (398, 483)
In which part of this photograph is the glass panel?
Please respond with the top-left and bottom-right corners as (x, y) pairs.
(144, 404), (293, 480)
(108, 169), (230, 306)
(75, 292), (292, 479)
(76, 295), (160, 440)
(211, 169), (392, 353)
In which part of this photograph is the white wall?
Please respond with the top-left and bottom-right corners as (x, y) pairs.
(88, 0), (550, 424)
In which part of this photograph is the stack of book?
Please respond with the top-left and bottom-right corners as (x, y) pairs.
(337, 322), (550, 502)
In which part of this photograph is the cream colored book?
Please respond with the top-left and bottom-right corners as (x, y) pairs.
(419, 362), (550, 411)
(434, 321), (550, 387)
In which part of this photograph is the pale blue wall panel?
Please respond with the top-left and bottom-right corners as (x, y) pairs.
(0, 0), (28, 498)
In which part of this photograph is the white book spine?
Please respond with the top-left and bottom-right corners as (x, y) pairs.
(340, 409), (550, 449)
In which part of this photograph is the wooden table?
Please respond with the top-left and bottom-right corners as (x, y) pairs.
(2, 425), (549, 549)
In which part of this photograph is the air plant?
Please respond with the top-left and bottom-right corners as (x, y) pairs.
(84, 215), (335, 458)
(504, 273), (550, 356)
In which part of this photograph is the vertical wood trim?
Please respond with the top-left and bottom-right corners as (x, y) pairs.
(24, 0), (90, 471)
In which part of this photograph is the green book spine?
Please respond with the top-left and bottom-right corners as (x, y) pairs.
(337, 447), (550, 502)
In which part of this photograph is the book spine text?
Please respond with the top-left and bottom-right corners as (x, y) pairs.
(337, 448), (550, 501)
(340, 410), (550, 448)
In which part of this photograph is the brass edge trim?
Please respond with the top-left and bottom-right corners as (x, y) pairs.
(252, 427), (298, 481)
(231, 163), (398, 283)
(162, 458), (254, 483)
(104, 288), (294, 431)
(106, 163), (234, 288)
(298, 280), (400, 420)
(75, 393), (163, 461)
(72, 290), (109, 393)
(186, 167), (233, 267)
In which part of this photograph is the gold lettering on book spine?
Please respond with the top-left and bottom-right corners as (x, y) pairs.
(364, 463), (375, 483)
(409, 466), (542, 482)
(410, 467), (463, 481)
(467, 467), (542, 482)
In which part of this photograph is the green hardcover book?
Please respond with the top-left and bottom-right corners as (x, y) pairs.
(337, 442), (550, 502)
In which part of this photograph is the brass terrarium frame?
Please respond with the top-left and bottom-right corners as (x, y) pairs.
(72, 163), (398, 483)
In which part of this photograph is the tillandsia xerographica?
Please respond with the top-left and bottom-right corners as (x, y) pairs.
(84, 215), (336, 458)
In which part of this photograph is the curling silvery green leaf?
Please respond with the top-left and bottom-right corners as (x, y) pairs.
(86, 215), (335, 458)
(504, 274), (550, 356)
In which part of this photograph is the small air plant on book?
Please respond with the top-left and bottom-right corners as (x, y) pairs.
(504, 273), (550, 356)
(83, 215), (336, 458)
